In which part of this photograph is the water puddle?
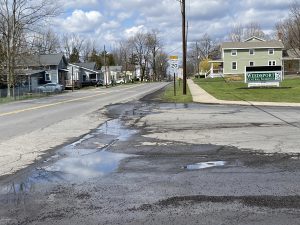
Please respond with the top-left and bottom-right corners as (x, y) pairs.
(97, 119), (136, 141)
(43, 149), (129, 180)
(0, 119), (136, 196)
(184, 161), (226, 170)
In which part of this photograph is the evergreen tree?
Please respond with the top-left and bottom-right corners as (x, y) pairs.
(89, 48), (102, 69)
(69, 47), (80, 63)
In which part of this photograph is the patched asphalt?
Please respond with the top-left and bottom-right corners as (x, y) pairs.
(0, 90), (300, 225)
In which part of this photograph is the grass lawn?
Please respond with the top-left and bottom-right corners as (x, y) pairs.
(162, 81), (193, 103)
(193, 77), (300, 103)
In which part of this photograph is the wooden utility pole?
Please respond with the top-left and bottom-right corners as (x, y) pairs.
(104, 45), (108, 88)
(181, 0), (187, 95)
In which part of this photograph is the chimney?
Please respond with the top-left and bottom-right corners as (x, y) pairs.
(278, 32), (283, 41)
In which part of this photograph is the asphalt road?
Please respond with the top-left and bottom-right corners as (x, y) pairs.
(0, 83), (168, 177)
(0, 83), (167, 142)
(0, 91), (300, 225)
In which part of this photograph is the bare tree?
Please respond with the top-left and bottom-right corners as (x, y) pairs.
(30, 28), (60, 54)
(116, 40), (132, 79)
(81, 39), (96, 62)
(155, 51), (168, 81)
(62, 33), (85, 61)
(244, 22), (266, 40)
(276, 1), (300, 56)
(228, 22), (266, 42)
(0, 0), (60, 97)
(128, 32), (150, 82)
(228, 24), (244, 42)
(188, 33), (218, 74)
(146, 30), (161, 81)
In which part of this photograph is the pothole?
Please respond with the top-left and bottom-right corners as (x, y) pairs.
(184, 161), (226, 170)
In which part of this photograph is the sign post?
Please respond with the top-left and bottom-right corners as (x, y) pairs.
(169, 56), (178, 96)
(245, 66), (282, 87)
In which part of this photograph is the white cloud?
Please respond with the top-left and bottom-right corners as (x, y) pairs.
(117, 12), (132, 21)
(101, 21), (120, 30)
(62, 10), (103, 33)
(52, 0), (292, 54)
(124, 25), (146, 38)
(63, 0), (99, 8)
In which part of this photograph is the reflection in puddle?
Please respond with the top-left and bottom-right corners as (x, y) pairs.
(0, 150), (131, 195)
(98, 119), (136, 141)
(0, 119), (135, 196)
(44, 150), (129, 180)
(185, 161), (226, 170)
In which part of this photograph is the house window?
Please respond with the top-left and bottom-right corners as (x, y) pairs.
(231, 50), (237, 56)
(45, 73), (51, 81)
(232, 62), (237, 70)
(249, 49), (255, 55)
(249, 61), (255, 66)
(268, 60), (276, 66)
(268, 49), (274, 55)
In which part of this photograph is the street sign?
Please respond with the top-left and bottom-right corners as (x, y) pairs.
(169, 55), (178, 60)
(170, 62), (178, 69)
(169, 55), (179, 74)
(245, 66), (282, 87)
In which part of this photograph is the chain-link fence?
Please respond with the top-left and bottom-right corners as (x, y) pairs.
(0, 85), (64, 101)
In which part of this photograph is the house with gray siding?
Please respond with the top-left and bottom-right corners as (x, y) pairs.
(209, 37), (284, 77)
(100, 66), (123, 84)
(67, 62), (101, 88)
(18, 53), (68, 86)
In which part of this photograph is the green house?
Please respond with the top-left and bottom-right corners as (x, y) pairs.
(209, 37), (284, 77)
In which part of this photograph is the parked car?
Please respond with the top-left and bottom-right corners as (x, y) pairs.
(37, 83), (64, 93)
(96, 80), (104, 87)
(115, 78), (124, 84)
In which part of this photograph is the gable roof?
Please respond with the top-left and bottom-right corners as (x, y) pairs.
(74, 62), (96, 70)
(221, 40), (284, 50)
(101, 66), (122, 72)
(244, 36), (266, 42)
(69, 62), (100, 73)
(19, 53), (66, 67)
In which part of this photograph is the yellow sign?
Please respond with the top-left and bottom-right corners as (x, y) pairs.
(169, 56), (178, 60)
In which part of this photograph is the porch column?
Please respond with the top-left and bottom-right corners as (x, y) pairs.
(210, 62), (214, 78)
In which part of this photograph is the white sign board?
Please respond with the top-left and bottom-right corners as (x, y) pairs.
(170, 61), (178, 70)
(245, 66), (283, 88)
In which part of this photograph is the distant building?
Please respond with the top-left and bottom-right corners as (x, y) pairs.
(67, 62), (101, 88)
(209, 36), (284, 77)
(100, 66), (123, 85)
(17, 53), (68, 89)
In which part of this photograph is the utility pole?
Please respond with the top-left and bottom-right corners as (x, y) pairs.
(72, 66), (74, 92)
(196, 41), (200, 75)
(180, 0), (187, 95)
(104, 45), (108, 88)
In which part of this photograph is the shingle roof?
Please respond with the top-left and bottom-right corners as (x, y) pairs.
(19, 53), (65, 66)
(17, 69), (45, 76)
(222, 41), (284, 49)
(100, 66), (122, 72)
(74, 62), (96, 70)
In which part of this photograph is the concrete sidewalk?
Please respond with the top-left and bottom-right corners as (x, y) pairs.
(187, 79), (300, 107)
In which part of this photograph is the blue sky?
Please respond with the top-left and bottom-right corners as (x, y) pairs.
(54, 0), (293, 54)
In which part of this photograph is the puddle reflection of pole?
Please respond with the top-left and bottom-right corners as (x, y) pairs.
(105, 121), (108, 135)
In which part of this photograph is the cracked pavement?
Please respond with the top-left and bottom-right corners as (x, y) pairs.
(0, 90), (300, 224)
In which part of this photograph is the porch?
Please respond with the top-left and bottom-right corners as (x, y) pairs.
(207, 60), (224, 78)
